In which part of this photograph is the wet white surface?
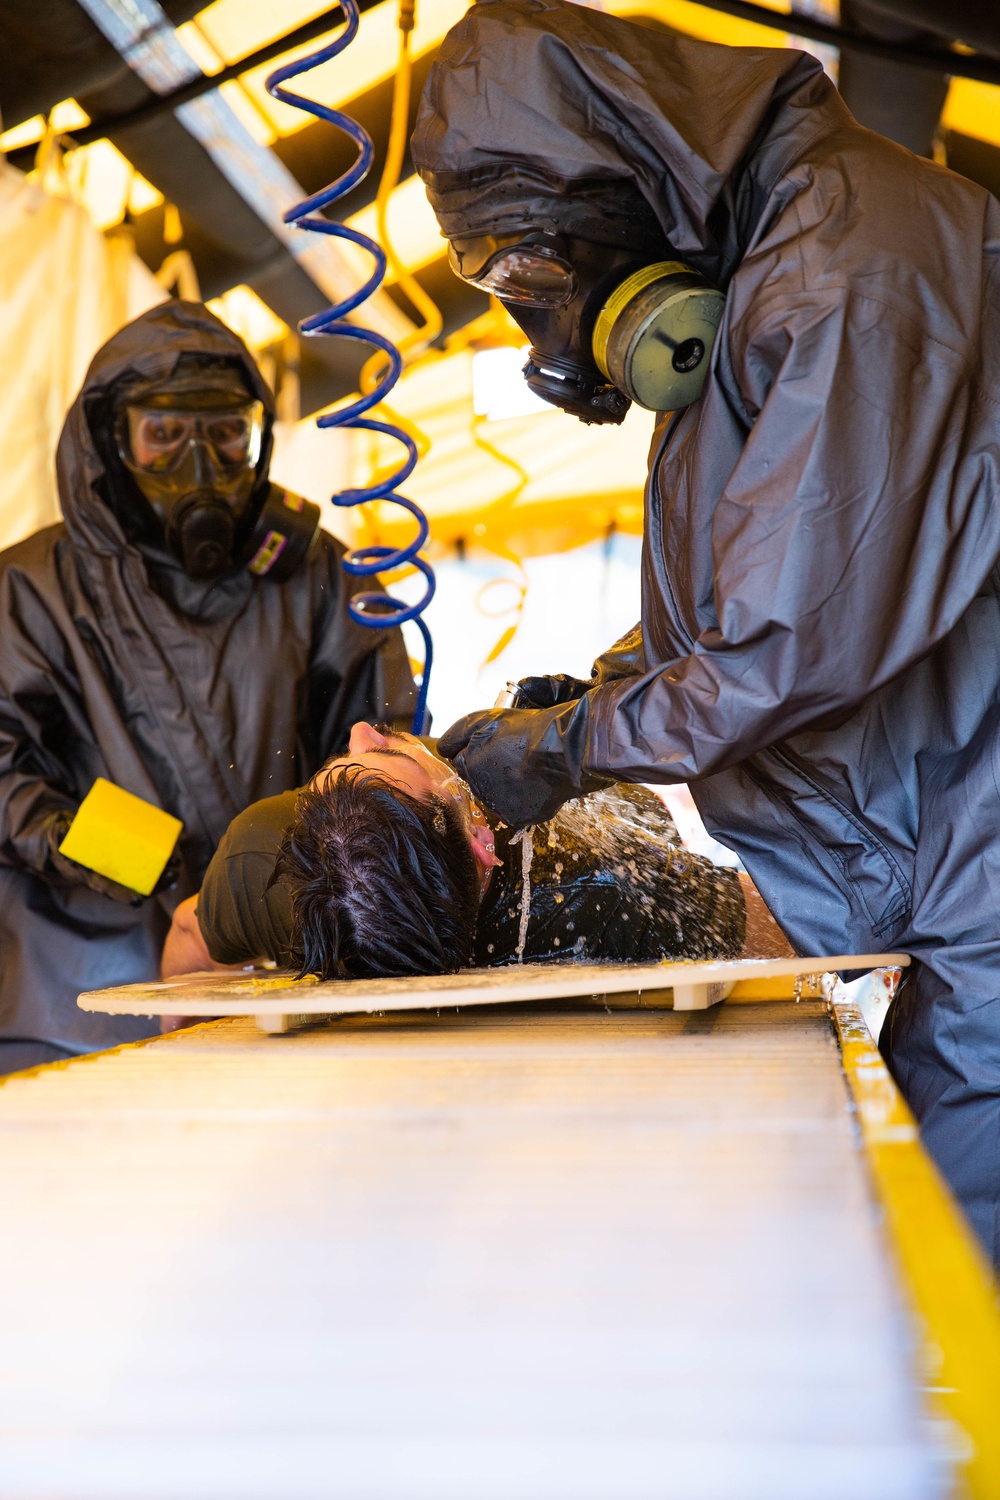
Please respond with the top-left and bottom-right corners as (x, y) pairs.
(78, 953), (910, 1016)
(0, 1002), (943, 1499)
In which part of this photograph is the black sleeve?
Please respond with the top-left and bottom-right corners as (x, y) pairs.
(198, 793), (298, 965)
(0, 561), (84, 880)
(306, 535), (418, 760)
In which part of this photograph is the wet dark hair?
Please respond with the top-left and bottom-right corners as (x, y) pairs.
(273, 766), (481, 980)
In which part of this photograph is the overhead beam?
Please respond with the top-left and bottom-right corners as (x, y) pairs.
(4, 3), (382, 170)
(676, 0), (1000, 83)
(7, 0), (999, 182)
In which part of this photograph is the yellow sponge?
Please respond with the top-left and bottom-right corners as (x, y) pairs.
(59, 778), (182, 896)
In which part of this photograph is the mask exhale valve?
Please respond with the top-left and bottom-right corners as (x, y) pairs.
(522, 351), (630, 425)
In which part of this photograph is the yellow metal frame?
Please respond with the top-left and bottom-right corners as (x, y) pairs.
(831, 994), (1000, 1500)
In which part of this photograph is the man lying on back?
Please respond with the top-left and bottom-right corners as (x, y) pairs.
(162, 722), (789, 983)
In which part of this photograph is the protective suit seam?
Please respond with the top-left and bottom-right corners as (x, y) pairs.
(750, 751), (911, 935)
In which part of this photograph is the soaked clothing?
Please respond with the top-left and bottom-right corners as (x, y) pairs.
(476, 786), (743, 964)
(414, 0), (1000, 1264)
(197, 783), (744, 967)
(0, 302), (416, 1066)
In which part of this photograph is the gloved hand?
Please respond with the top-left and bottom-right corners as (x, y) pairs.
(508, 674), (592, 710)
(154, 852), (182, 895)
(438, 699), (614, 828)
(504, 624), (645, 711)
(45, 812), (147, 907)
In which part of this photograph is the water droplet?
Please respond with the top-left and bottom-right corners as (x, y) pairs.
(487, 943), (494, 954)
(554, 892), (564, 904)
(553, 936), (560, 947)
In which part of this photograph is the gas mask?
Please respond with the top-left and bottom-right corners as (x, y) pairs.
(449, 231), (724, 425)
(115, 373), (319, 581)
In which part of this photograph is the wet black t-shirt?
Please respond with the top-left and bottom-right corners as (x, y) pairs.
(473, 785), (743, 965)
(198, 784), (744, 967)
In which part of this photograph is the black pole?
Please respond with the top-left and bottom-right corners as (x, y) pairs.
(693, 0), (1000, 83)
(6, 0), (999, 178)
(5, 1), (376, 170)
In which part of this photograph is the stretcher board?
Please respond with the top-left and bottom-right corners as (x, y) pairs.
(79, 952), (909, 1032)
(8, 995), (945, 1497)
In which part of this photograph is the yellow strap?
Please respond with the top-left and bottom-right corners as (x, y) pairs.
(592, 260), (690, 378)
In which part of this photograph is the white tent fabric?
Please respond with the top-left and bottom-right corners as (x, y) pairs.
(0, 161), (166, 552)
(345, 344), (652, 557)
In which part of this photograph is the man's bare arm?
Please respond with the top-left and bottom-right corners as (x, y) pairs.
(159, 894), (249, 1035)
(161, 895), (216, 979)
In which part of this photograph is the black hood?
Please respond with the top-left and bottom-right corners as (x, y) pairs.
(412, 0), (839, 284)
(56, 299), (275, 561)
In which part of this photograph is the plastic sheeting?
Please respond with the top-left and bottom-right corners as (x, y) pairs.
(0, 161), (166, 552)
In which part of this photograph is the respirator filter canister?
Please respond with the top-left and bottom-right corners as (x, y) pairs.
(592, 261), (724, 413)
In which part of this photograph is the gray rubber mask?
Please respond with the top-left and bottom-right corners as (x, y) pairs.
(116, 371), (264, 579)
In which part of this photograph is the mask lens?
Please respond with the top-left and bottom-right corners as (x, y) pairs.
(450, 242), (577, 307)
(125, 409), (192, 472)
(123, 401), (263, 474)
(202, 406), (263, 469)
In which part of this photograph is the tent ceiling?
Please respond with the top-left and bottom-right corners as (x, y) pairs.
(1, 0), (999, 417)
(0, 0), (201, 126)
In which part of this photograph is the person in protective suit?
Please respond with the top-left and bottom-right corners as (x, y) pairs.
(0, 300), (416, 1074)
(413, 0), (1000, 1265)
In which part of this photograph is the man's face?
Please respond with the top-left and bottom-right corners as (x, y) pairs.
(313, 723), (502, 877)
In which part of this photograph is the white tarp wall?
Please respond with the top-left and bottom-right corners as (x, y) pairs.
(0, 161), (166, 552)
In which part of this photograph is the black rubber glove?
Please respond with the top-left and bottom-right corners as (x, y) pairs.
(510, 674), (592, 710)
(45, 812), (147, 907)
(506, 624), (645, 711)
(437, 699), (614, 829)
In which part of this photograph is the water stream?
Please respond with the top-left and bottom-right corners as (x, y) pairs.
(508, 827), (536, 964)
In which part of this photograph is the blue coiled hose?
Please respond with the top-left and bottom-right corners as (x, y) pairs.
(267, 0), (435, 733)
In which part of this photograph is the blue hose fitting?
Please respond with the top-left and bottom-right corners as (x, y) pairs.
(267, 1), (435, 733)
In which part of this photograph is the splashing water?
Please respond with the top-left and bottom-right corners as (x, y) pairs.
(531, 786), (742, 964)
(509, 826), (536, 964)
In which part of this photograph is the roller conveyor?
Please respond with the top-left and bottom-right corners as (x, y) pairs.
(0, 987), (997, 1499)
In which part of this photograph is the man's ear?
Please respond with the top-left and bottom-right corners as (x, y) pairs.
(469, 822), (503, 869)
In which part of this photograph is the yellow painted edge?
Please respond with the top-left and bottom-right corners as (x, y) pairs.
(728, 975), (823, 1002)
(0, 1017), (234, 1087)
(831, 996), (1000, 1499)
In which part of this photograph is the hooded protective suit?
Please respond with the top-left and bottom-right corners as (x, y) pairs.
(414, 0), (1000, 1262)
(0, 302), (415, 1067)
